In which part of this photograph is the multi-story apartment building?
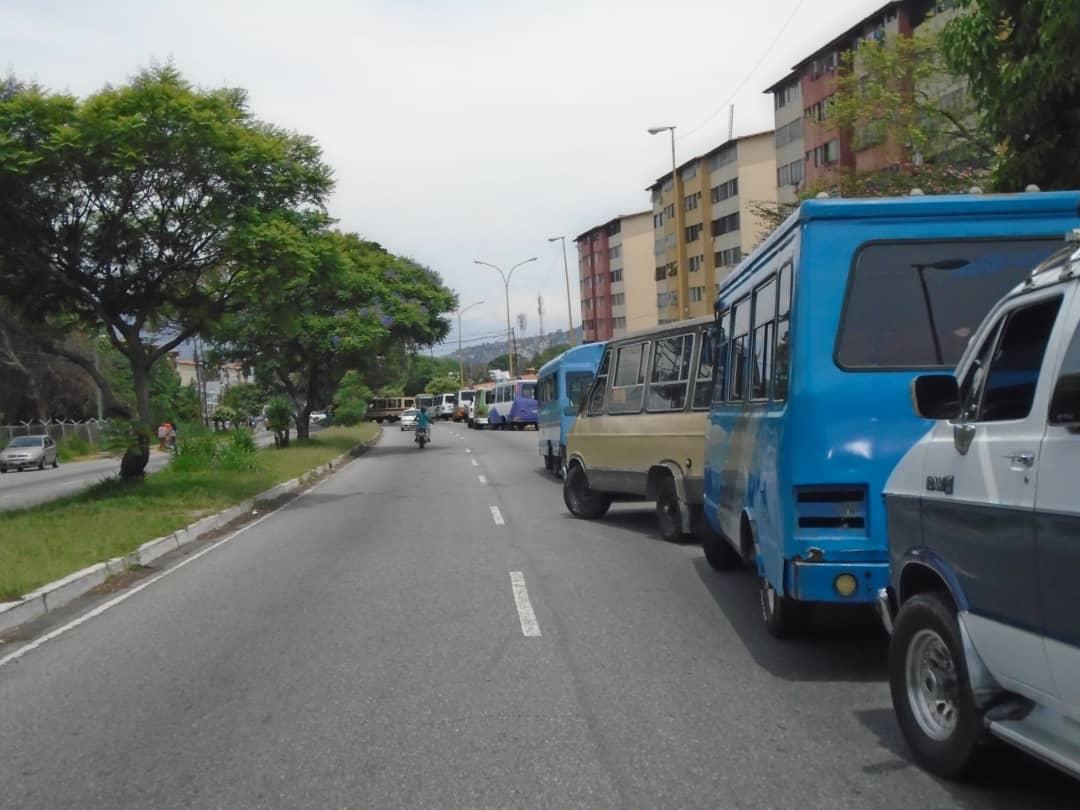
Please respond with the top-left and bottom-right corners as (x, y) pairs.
(766, 75), (805, 205)
(575, 211), (655, 342)
(649, 131), (777, 323)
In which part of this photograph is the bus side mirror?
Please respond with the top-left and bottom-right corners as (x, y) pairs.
(912, 374), (961, 420)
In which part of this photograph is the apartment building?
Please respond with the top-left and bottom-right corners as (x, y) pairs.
(575, 211), (655, 342)
(766, 1), (962, 197)
(649, 131), (777, 323)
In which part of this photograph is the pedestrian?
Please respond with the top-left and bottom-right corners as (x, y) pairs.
(167, 423), (177, 452)
(157, 422), (167, 450)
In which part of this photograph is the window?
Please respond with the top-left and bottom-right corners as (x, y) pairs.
(685, 191), (701, 212)
(1050, 319), (1080, 423)
(967, 298), (1062, 422)
(775, 81), (800, 108)
(681, 163), (698, 182)
(537, 375), (557, 403)
(611, 293), (625, 306)
(689, 255), (704, 272)
(566, 371), (593, 410)
(690, 286), (705, 303)
(750, 278), (777, 400)
(654, 212), (664, 228)
(609, 341), (649, 414)
(694, 327), (719, 408)
(728, 297), (750, 401)
(665, 203), (676, 219)
(716, 247), (742, 267)
(775, 118), (803, 148)
(711, 212), (740, 237)
(605, 219), (621, 237)
(773, 263), (793, 401)
(710, 178), (738, 204)
(685, 223), (703, 243)
(613, 316), (627, 330)
(708, 144), (737, 170)
(777, 159), (804, 187)
(836, 239), (1063, 369)
(647, 333), (694, 411)
(610, 268), (623, 283)
(655, 266), (667, 281)
(520, 382), (537, 400)
(608, 245), (622, 259)
(586, 349), (611, 415)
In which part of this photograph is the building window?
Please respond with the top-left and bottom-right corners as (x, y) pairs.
(613, 316), (627, 330)
(708, 144), (737, 170)
(685, 223), (703, 242)
(690, 286), (705, 303)
(775, 118), (803, 148)
(605, 219), (621, 236)
(655, 266), (667, 281)
(812, 139), (840, 167)
(684, 191), (701, 212)
(710, 178), (738, 204)
(653, 212), (664, 228)
(688, 254), (704, 272)
(610, 269), (623, 283)
(608, 245), (622, 259)
(611, 293), (625, 306)
(665, 203), (675, 219)
(711, 212), (740, 237)
(715, 247), (742, 267)
(777, 158), (804, 187)
(774, 80), (800, 109)
(680, 163), (697, 182)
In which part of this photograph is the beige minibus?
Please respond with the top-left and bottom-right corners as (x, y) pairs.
(563, 316), (716, 541)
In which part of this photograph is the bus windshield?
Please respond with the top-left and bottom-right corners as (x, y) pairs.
(566, 372), (593, 409)
(836, 238), (1062, 369)
(519, 382), (536, 399)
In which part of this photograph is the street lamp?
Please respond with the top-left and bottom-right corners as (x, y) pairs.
(911, 258), (970, 365)
(649, 125), (688, 319)
(456, 300), (484, 388)
(547, 236), (576, 346)
(474, 257), (538, 378)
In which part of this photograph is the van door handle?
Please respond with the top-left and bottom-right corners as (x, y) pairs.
(1004, 452), (1035, 469)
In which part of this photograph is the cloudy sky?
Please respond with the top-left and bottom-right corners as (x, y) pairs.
(3, 0), (887, 351)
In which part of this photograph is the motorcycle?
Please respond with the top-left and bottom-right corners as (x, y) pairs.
(415, 426), (430, 449)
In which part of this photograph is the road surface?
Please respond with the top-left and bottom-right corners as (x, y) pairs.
(0, 424), (1076, 809)
(0, 428), (287, 513)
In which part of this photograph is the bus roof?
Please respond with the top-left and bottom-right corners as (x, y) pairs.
(538, 342), (606, 378)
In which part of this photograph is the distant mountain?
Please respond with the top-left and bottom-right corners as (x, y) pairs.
(437, 327), (583, 366)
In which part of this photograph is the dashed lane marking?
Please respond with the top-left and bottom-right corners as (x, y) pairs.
(489, 505), (505, 526)
(478, 475), (487, 484)
(509, 571), (541, 637)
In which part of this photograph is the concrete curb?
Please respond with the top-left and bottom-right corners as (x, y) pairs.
(0, 427), (382, 636)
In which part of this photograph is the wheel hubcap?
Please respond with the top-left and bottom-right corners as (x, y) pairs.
(906, 628), (959, 741)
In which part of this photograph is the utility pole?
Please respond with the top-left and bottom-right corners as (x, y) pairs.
(547, 236), (576, 345)
(537, 292), (545, 352)
(473, 257), (537, 379)
(456, 300), (484, 388)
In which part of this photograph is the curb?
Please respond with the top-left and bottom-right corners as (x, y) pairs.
(0, 428), (382, 636)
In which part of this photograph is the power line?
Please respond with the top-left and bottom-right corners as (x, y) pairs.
(677, 0), (807, 143)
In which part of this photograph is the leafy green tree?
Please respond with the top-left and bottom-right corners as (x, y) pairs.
(942, 0), (1080, 190)
(487, 353), (527, 373)
(0, 66), (332, 477)
(425, 375), (460, 395)
(221, 382), (265, 423)
(332, 371), (373, 426)
(265, 395), (293, 448)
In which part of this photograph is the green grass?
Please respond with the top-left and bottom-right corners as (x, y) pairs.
(0, 424), (378, 601)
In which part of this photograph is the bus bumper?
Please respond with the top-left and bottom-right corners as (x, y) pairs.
(786, 561), (890, 605)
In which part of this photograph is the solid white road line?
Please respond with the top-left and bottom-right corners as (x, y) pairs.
(477, 474), (487, 485)
(489, 505), (505, 526)
(470, 458), (478, 467)
(0, 473), (334, 671)
(509, 571), (541, 637)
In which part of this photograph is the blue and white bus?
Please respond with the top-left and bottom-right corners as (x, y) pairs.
(536, 343), (605, 475)
(488, 378), (539, 430)
(700, 191), (1080, 638)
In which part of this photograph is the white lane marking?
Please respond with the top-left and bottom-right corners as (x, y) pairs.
(470, 458), (478, 467)
(489, 505), (505, 526)
(465, 448), (471, 454)
(509, 571), (542, 637)
(0, 472), (335, 671)
(478, 474), (487, 485)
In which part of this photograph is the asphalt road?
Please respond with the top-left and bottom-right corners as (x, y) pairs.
(0, 428), (283, 513)
(0, 423), (1076, 809)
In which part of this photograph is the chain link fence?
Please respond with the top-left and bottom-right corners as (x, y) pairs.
(0, 419), (106, 447)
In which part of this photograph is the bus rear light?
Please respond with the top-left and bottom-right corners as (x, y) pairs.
(794, 486), (868, 533)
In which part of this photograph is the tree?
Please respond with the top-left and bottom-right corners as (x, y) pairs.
(332, 371), (372, 426)
(941, 0), (1080, 190)
(213, 228), (454, 439)
(221, 382), (265, 423)
(531, 343), (572, 370)
(425, 375), (460, 396)
(487, 353), (527, 373)
(0, 66), (332, 477)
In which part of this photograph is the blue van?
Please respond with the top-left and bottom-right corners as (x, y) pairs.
(537, 343), (605, 475)
(699, 191), (1080, 638)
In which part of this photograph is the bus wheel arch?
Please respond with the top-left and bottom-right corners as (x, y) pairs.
(648, 464), (689, 543)
(739, 511), (758, 565)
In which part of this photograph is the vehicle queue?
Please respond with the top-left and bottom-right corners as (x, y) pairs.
(468, 191), (1080, 785)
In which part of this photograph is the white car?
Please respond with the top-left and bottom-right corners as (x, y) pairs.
(399, 408), (420, 431)
(310, 411), (328, 425)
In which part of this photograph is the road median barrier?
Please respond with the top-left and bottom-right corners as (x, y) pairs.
(0, 427), (382, 637)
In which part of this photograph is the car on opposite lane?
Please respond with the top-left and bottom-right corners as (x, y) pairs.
(399, 408), (420, 431)
(0, 435), (59, 472)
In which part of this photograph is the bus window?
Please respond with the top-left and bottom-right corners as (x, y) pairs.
(647, 333), (694, 411)
(728, 298), (750, 402)
(695, 323), (722, 409)
(609, 341), (649, 414)
(750, 278), (776, 401)
(566, 371), (593, 409)
(774, 264), (792, 401)
(538, 375), (556, 403)
(586, 349), (612, 416)
(520, 382), (537, 399)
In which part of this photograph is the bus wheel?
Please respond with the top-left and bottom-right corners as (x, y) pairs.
(694, 508), (742, 570)
(564, 464), (612, 519)
(759, 577), (810, 639)
(655, 476), (685, 543)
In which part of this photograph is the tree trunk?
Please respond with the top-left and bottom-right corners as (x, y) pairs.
(294, 410), (311, 441)
(120, 358), (153, 479)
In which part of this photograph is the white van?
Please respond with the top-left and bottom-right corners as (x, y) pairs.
(432, 392), (457, 419)
(880, 235), (1080, 781)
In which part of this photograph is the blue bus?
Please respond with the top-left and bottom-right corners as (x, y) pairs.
(700, 191), (1080, 638)
(536, 343), (605, 475)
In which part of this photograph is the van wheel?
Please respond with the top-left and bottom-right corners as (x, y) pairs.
(694, 508), (742, 570)
(655, 476), (685, 543)
(760, 577), (810, 638)
(890, 592), (983, 779)
(543, 451), (555, 472)
(563, 464), (612, 519)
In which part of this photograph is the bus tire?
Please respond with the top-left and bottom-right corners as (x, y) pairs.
(543, 450), (555, 472)
(655, 476), (685, 543)
(759, 576), (810, 639)
(694, 509), (742, 570)
(564, 464), (612, 520)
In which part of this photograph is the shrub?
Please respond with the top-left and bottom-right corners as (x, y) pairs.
(57, 435), (96, 461)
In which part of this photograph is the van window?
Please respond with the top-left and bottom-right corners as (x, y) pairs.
(751, 278), (776, 401)
(1050, 318), (1080, 424)
(773, 263), (793, 401)
(566, 371), (593, 409)
(837, 238), (1062, 369)
(610, 341), (649, 414)
(586, 349), (612, 415)
(520, 382), (536, 399)
(694, 327), (717, 409)
(647, 333), (694, 411)
(538, 375), (556, 403)
(975, 297), (1062, 422)
(728, 298), (750, 401)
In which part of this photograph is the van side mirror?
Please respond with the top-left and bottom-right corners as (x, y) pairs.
(912, 374), (961, 420)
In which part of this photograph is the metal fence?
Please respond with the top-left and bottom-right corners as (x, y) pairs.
(0, 419), (107, 446)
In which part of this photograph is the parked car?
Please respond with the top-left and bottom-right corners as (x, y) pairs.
(310, 411), (328, 425)
(399, 408), (420, 431)
(0, 435), (59, 472)
(879, 236), (1080, 781)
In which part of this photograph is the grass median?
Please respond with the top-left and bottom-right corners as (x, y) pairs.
(0, 424), (378, 601)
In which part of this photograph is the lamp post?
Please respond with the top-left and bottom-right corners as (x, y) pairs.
(648, 125), (688, 320)
(911, 258), (970, 366)
(547, 236), (576, 346)
(474, 257), (537, 378)
(456, 300), (484, 388)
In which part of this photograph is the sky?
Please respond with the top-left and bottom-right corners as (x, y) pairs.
(2, 0), (889, 353)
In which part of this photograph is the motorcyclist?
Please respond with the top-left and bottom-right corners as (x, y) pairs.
(416, 406), (432, 441)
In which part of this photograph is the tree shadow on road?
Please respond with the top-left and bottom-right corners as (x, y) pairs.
(692, 556), (889, 683)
